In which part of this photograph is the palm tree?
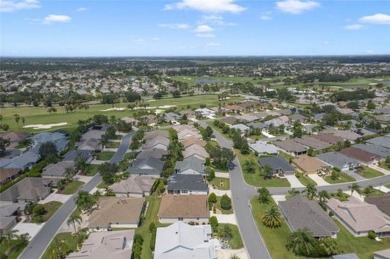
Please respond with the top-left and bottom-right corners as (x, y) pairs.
(257, 187), (271, 204)
(67, 213), (82, 234)
(243, 160), (257, 174)
(75, 190), (97, 213)
(64, 167), (76, 180)
(286, 228), (316, 256)
(262, 206), (282, 228)
(263, 164), (273, 179)
(288, 188), (300, 197)
(2, 229), (19, 246)
(318, 190), (330, 203)
(13, 114), (20, 130)
(349, 183), (361, 196)
(303, 183), (317, 200)
(319, 237), (339, 256)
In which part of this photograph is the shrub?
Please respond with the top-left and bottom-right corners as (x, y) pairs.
(33, 204), (46, 216)
(209, 216), (219, 233)
(220, 194), (232, 210)
(368, 230), (377, 240)
(208, 193), (217, 204)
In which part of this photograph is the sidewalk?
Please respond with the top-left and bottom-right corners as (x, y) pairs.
(210, 212), (237, 225)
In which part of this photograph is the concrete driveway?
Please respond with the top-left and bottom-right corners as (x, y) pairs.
(285, 174), (305, 188)
(38, 192), (72, 204)
(308, 174), (330, 186)
(13, 222), (45, 240)
(211, 212), (237, 225)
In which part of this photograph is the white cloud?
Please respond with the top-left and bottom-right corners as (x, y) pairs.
(0, 0), (40, 12)
(196, 33), (215, 38)
(260, 12), (272, 20)
(200, 15), (235, 26)
(152, 37), (160, 41)
(194, 24), (214, 33)
(76, 7), (87, 12)
(43, 14), (71, 24)
(158, 23), (190, 29)
(359, 13), (390, 24)
(205, 42), (221, 48)
(134, 38), (144, 43)
(344, 24), (363, 30)
(165, 0), (245, 14)
(276, 0), (320, 14)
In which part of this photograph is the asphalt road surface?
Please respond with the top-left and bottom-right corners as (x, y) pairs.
(19, 132), (134, 259)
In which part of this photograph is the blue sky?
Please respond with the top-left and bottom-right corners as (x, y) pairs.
(1, 0), (390, 56)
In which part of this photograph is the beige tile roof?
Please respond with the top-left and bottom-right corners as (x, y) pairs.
(158, 195), (209, 219)
(181, 136), (207, 149)
(173, 125), (197, 133)
(109, 175), (156, 195)
(178, 129), (202, 140)
(88, 197), (144, 228)
(183, 144), (209, 159)
(293, 155), (328, 174)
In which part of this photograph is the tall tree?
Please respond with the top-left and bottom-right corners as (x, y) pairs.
(349, 183), (361, 196)
(286, 228), (316, 256)
(243, 160), (257, 174)
(258, 187), (271, 204)
(262, 206), (282, 228)
(303, 183), (317, 200)
(67, 213), (82, 234)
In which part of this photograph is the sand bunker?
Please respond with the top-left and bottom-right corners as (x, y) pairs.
(101, 108), (126, 111)
(24, 122), (68, 130)
(157, 105), (176, 108)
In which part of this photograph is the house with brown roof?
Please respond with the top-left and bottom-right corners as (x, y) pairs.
(88, 197), (145, 231)
(340, 147), (381, 165)
(144, 130), (169, 140)
(67, 230), (134, 259)
(183, 144), (209, 161)
(173, 124), (196, 133)
(41, 161), (75, 178)
(0, 131), (31, 148)
(219, 117), (237, 126)
(327, 197), (390, 237)
(293, 155), (329, 174)
(178, 129), (202, 140)
(181, 136), (207, 149)
(313, 133), (344, 145)
(273, 139), (307, 156)
(142, 136), (170, 150)
(0, 168), (22, 186)
(158, 195), (209, 224)
(365, 193), (390, 217)
(293, 136), (332, 151)
(223, 104), (244, 113)
(109, 175), (157, 197)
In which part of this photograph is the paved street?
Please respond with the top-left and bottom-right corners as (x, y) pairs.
(19, 132), (133, 259)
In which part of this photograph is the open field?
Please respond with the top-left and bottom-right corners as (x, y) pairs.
(0, 95), (243, 133)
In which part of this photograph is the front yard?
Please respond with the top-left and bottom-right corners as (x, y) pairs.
(0, 239), (28, 259)
(236, 150), (290, 187)
(32, 201), (63, 223)
(324, 173), (355, 184)
(105, 141), (120, 148)
(62, 181), (84, 195)
(359, 167), (384, 179)
(218, 223), (244, 249)
(209, 177), (230, 190)
(215, 196), (233, 214)
(96, 151), (115, 161)
(41, 232), (79, 259)
(295, 172), (317, 186)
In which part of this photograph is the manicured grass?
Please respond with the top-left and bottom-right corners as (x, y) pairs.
(358, 188), (385, 197)
(209, 177), (230, 190)
(218, 223), (244, 249)
(96, 151), (115, 161)
(359, 167), (384, 179)
(62, 180), (84, 195)
(250, 197), (303, 259)
(97, 181), (108, 189)
(386, 184), (390, 189)
(324, 173), (355, 184)
(207, 121), (232, 140)
(334, 221), (390, 259)
(135, 195), (166, 259)
(215, 196), (233, 214)
(236, 150), (290, 187)
(0, 239), (28, 259)
(32, 201), (63, 223)
(85, 164), (99, 176)
(295, 172), (317, 186)
(2, 95), (243, 133)
(105, 141), (120, 148)
(41, 232), (79, 259)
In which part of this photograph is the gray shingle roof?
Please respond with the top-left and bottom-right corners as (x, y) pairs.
(174, 156), (205, 175)
(317, 152), (360, 169)
(367, 136), (390, 149)
(258, 156), (295, 174)
(279, 196), (339, 237)
(128, 157), (164, 176)
(136, 149), (168, 160)
(62, 150), (93, 162)
(41, 161), (75, 178)
(273, 139), (307, 153)
(168, 174), (208, 192)
(353, 144), (390, 158)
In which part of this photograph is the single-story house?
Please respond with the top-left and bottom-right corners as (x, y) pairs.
(0, 131), (31, 148)
(367, 136), (390, 150)
(249, 141), (279, 156)
(317, 152), (361, 171)
(178, 129), (202, 140)
(136, 149), (169, 160)
(0, 177), (58, 203)
(332, 254), (359, 259)
(144, 130), (170, 140)
(0, 202), (27, 234)
(340, 147), (381, 165)
(312, 133), (344, 145)
(293, 155), (329, 174)
(167, 174), (209, 195)
(327, 197), (390, 238)
(67, 230), (134, 258)
(41, 161), (76, 178)
(181, 136), (207, 149)
(293, 136), (332, 151)
(154, 222), (217, 259)
(0, 168), (22, 186)
(258, 156), (295, 175)
(352, 144), (390, 160)
(174, 156), (205, 175)
(121, 116), (139, 126)
(30, 132), (69, 154)
(333, 130), (361, 142)
(374, 249), (390, 259)
(279, 196), (339, 238)
(230, 123), (250, 132)
(273, 139), (307, 156)
(173, 125), (197, 133)
(109, 175), (157, 197)
(365, 193), (390, 217)
(128, 157), (164, 176)
(264, 115), (289, 127)
(235, 114), (258, 123)
(62, 150), (93, 163)
(142, 136), (170, 150)
(1, 151), (41, 170)
(183, 144), (209, 160)
(88, 197), (145, 231)
(195, 108), (216, 117)
(219, 117), (237, 125)
(158, 195), (209, 224)
(77, 138), (102, 152)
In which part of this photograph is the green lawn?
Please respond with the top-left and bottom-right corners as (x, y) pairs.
(62, 181), (84, 195)
(334, 221), (390, 259)
(386, 184), (390, 189)
(358, 189), (385, 197)
(85, 164), (99, 176)
(207, 121), (232, 140)
(105, 141), (120, 148)
(209, 177), (230, 190)
(41, 232), (79, 259)
(359, 167), (384, 179)
(96, 151), (115, 161)
(218, 223), (244, 249)
(295, 173), (317, 186)
(135, 195), (167, 259)
(215, 196), (233, 214)
(250, 197), (304, 259)
(0, 239), (28, 259)
(39, 201), (63, 222)
(1, 95), (243, 133)
(324, 173), (356, 184)
(236, 150), (290, 187)
(97, 181), (108, 189)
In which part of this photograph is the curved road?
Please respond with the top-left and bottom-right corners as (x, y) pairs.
(19, 132), (134, 259)
(201, 121), (390, 259)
